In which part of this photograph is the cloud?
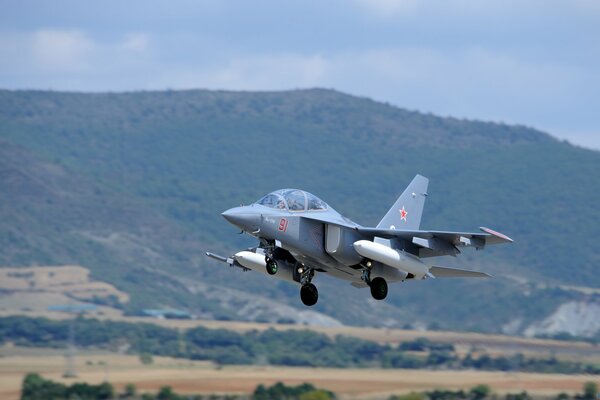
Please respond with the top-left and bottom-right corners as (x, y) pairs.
(350, 0), (600, 23)
(120, 33), (150, 53)
(136, 46), (592, 138)
(155, 53), (328, 91)
(0, 30), (157, 89)
(152, 47), (599, 148)
(0, 21), (597, 149)
(352, 0), (422, 17)
(31, 30), (93, 71)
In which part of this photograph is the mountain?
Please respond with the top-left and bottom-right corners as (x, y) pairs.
(0, 88), (598, 335)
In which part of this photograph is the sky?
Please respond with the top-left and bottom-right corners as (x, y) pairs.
(1, 0), (599, 149)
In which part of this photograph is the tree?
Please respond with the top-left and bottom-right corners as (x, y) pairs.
(97, 382), (115, 399)
(253, 384), (269, 400)
(388, 392), (425, 400)
(21, 373), (66, 400)
(157, 386), (180, 400)
(122, 383), (137, 398)
(505, 391), (532, 400)
(299, 390), (335, 400)
(582, 382), (598, 400)
(140, 352), (154, 365)
(470, 385), (491, 400)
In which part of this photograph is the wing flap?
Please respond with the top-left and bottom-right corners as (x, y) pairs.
(430, 266), (492, 278)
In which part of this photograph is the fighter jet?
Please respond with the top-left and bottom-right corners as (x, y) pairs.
(206, 175), (512, 306)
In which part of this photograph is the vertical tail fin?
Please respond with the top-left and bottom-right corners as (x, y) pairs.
(376, 174), (429, 230)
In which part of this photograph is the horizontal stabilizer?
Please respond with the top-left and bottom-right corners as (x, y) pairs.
(429, 265), (492, 278)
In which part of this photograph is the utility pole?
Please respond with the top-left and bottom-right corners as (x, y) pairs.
(63, 317), (77, 378)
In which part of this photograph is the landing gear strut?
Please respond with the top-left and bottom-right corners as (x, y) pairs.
(260, 239), (279, 276)
(298, 266), (318, 306)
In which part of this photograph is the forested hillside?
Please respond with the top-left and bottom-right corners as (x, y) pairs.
(0, 89), (598, 333)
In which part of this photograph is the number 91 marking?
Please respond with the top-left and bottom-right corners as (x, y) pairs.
(278, 218), (288, 232)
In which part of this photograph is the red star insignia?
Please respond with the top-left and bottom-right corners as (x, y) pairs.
(400, 206), (408, 221)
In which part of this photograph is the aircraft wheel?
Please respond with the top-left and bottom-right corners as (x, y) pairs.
(266, 258), (278, 275)
(300, 283), (318, 306)
(370, 277), (388, 300)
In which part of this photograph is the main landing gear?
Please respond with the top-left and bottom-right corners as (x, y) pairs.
(298, 265), (317, 306)
(300, 283), (318, 306)
(264, 250), (318, 307)
(362, 265), (388, 300)
(370, 277), (388, 300)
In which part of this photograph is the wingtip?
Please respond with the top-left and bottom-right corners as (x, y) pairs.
(414, 173), (429, 183)
(480, 226), (513, 243)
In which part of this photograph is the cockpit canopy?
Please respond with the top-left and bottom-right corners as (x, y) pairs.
(256, 189), (328, 211)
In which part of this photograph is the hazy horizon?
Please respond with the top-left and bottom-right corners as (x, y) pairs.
(1, 0), (599, 149)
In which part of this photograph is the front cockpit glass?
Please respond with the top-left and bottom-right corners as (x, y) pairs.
(283, 189), (306, 211)
(256, 190), (328, 211)
(257, 193), (286, 209)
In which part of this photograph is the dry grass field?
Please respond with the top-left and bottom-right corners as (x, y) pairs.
(0, 266), (128, 319)
(1, 266), (597, 361)
(2, 308), (597, 363)
(1, 266), (598, 400)
(1, 265), (599, 365)
(0, 347), (596, 400)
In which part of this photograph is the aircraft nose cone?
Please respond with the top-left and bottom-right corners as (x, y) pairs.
(221, 208), (238, 224)
(221, 207), (260, 231)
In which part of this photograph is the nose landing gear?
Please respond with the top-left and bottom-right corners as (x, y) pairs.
(265, 256), (278, 275)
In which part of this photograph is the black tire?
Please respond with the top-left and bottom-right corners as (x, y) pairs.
(370, 277), (388, 300)
(300, 283), (319, 306)
(266, 258), (278, 275)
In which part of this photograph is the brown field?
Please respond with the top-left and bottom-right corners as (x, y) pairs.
(3, 308), (598, 363)
(0, 348), (596, 400)
(1, 266), (598, 363)
(0, 266), (128, 319)
(0, 266), (598, 399)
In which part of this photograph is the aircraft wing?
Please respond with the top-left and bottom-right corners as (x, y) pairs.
(300, 214), (359, 228)
(356, 226), (512, 257)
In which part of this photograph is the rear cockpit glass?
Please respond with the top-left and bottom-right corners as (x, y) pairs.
(306, 192), (327, 210)
(256, 190), (328, 211)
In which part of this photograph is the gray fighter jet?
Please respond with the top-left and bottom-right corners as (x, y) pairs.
(206, 175), (512, 306)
